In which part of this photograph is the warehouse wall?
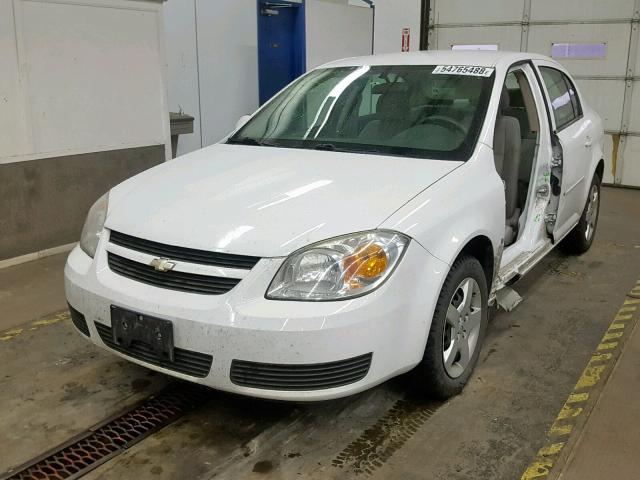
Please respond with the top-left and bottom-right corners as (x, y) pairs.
(428, 0), (640, 187)
(197, 1), (260, 148)
(164, 0), (202, 156)
(306, 0), (373, 69)
(165, 0), (374, 156)
(164, 0), (261, 155)
(0, 0), (170, 262)
(373, 0), (422, 54)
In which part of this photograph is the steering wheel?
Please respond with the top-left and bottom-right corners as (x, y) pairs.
(419, 115), (468, 136)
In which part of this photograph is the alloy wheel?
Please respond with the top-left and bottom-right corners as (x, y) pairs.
(442, 277), (482, 379)
(585, 184), (599, 241)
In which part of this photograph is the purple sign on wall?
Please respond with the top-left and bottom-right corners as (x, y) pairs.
(551, 43), (606, 59)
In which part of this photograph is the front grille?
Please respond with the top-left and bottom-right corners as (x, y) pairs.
(109, 230), (260, 270)
(68, 303), (90, 336)
(107, 253), (240, 295)
(95, 322), (212, 377)
(230, 353), (373, 391)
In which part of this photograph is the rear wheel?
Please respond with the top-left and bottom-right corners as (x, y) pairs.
(560, 174), (601, 255)
(414, 254), (488, 399)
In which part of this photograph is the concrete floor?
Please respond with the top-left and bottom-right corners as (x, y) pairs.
(0, 252), (68, 331)
(1, 186), (639, 480)
(558, 292), (640, 480)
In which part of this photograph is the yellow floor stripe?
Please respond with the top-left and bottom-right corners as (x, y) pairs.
(602, 331), (624, 341)
(596, 341), (618, 351)
(566, 393), (589, 403)
(549, 423), (573, 436)
(618, 306), (637, 314)
(0, 311), (69, 342)
(608, 323), (626, 330)
(520, 279), (640, 480)
(556, 405), (583, 420)
(590, 352), (612, 362)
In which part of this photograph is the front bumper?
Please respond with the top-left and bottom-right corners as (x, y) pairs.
(64, 236), (448, 401)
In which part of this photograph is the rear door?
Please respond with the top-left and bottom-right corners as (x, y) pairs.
(534, 61), (593, 241)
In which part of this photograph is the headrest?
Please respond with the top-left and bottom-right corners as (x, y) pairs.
(500, 87), (510, 110)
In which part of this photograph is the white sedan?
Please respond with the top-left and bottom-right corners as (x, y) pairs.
(65, 51), (604, 401)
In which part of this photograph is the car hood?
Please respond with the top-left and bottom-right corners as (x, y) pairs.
(105, 144), (461, 257)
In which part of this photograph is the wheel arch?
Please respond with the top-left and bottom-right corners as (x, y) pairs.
(456, 235), (495, 292)
(595, 158), (605, 183)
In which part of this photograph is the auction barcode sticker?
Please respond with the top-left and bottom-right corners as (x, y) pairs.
(432, 65), (495, 77)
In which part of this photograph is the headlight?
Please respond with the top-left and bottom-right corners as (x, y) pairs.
(267, 231), (409, 301)
(79, 192), (109, 258)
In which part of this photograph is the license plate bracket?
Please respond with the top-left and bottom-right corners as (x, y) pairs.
(110, 306), (174, 362)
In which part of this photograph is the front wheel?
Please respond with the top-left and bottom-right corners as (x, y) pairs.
(414, 254), (489, 399)
(560, 173), (601, 255)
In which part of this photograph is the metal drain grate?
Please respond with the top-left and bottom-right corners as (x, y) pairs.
(1, 383), (209, 480)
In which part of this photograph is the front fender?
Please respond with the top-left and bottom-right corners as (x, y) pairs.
(380, 144), (504, 269)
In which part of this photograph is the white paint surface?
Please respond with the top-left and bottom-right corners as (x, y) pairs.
(373, 0), (421, 54)
(0, 2), (30, 158)
(1, 0), (170, 164)
(195, 0), (259, 147)
(434, 25), (522, 51)
(164, 0), (259, 151)
(164, 0), (202, 156)
(528, 23), (631, 77)
(529, 0), (636, 21)
(306, 0), (373, 69)
(432, 0), (525, 24)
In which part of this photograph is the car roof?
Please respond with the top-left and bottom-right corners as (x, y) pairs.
(319, 50), (552, 70)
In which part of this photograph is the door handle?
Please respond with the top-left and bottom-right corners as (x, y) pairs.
(585, 136), (593, 148)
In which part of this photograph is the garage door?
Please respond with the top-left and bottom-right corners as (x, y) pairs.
(427, 0), (640, 187)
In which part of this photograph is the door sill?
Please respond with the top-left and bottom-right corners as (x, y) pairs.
(493, 240), (555, 293)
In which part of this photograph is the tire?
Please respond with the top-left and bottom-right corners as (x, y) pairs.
(559, 173), (601, 255)
(414, 254), (489, 399)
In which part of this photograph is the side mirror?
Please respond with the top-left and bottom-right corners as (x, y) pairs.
(235, 114), (251, 131)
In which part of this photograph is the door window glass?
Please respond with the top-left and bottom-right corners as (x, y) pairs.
(539, 67), (582, 130)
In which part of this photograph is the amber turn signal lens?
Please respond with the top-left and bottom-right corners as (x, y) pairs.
(342, 244), (389, 288)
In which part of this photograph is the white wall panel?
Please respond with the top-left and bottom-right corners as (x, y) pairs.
(373, 0), (421, 54)
(627, 81), (640, 132)
(17, 0), (168, 157)
(433, 0), (524, 24)
(306, 0), (373, 69)
(527, 24), (631, 76)
(434, 26), (522, 51)
(619, 136), (640, 186)
(0, 2), (30, 158)
(195, 0), (258, 146)
(575, 80), (625, 132)
(164, 0), (201, 156)
(530, 0), (636, 22)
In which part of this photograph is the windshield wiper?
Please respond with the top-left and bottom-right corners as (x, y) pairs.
(313, 143), (338, 151)
(227, 136), (277, 147)
(313, 143), (382, 154)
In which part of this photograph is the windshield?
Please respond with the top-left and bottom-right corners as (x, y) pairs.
(229, 65), (495, 160)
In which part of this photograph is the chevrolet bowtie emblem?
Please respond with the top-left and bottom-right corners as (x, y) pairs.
(150, 257), (176, 272)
